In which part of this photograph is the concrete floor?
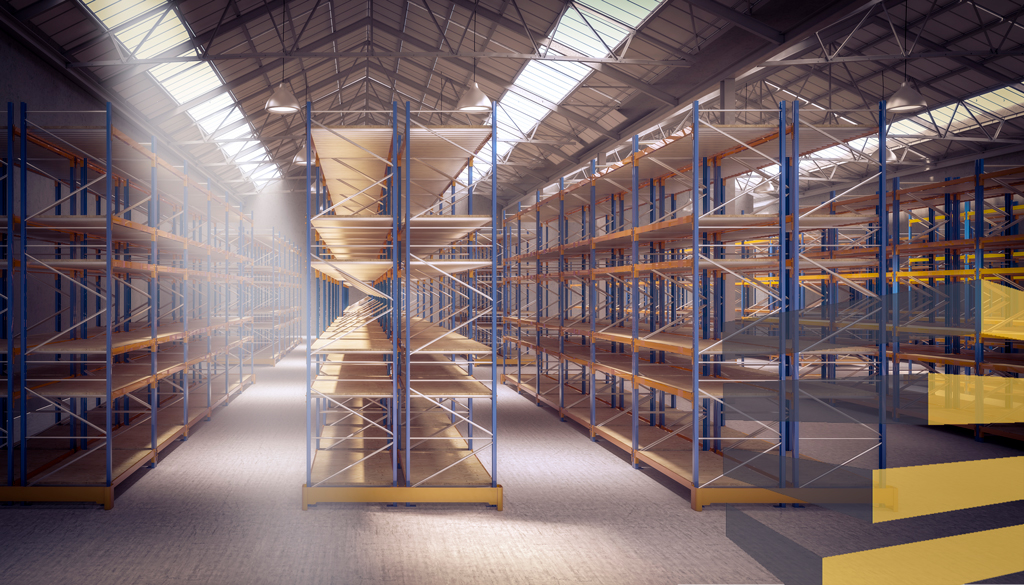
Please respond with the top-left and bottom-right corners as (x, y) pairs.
(0, 348), (1020, 585)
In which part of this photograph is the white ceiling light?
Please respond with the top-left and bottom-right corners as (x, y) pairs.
(293, 148), (308, 166)
(870, 145), (899, 162)
(458, 82), (491, 112)
(266, 83), (300, 115)
(753, 181), (775, 195)
(458, 0), (491, 113)
(888, 83), (927, 113)
(888, 3), (926, 115)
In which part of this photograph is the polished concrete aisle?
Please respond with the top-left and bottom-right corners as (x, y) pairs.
(0, 348), (778, 585)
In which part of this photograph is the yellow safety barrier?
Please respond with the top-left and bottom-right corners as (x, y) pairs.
(928, 374), (1024, 425)
(981, 280), (1024, 341)
(822, 524), (1024, 585)
(873, 457), (1024, 523)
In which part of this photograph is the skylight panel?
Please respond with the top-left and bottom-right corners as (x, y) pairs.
(492, 0), (662, 198)
(500, 91), (548, 130)
(188, 94), (240, 135)
(218, 124), (255, 143)
(82, 0), (281, 194)
(576, 0), (662, 29)
(131, 18), (190, 59)
(236, 145), (271, 164)
(151, 60), (223, 105)
(889, 117), (931, 135)
(514, 59), (588, 105)
(553, 7), (628, 58)
(965, 86), (1024, 121)
(84, 0), (165, 29)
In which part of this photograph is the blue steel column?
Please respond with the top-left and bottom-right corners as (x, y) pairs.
(878, 101), (888, 469)
(973, 159), (984, 388)
(535, 189), (542, 407)
(558, 177), (566, 418)
(892, 177), (901, 418)
(790, 100), (801, 486)
(404, 102), (412, 488)
(182, 161), (190, 435)
(249, 212), (255, 378)
(490, 103), (499, 487)
(150, 138), (159, 464)
(630, 135), (640, 468)
(206, 183), (213, 413)
(104, 103), (114, 485)
(391, 102), (401, 487)
(777, 100), (788, 490)
(589, 160), (597, 436)
(5, 103), (14, 484)
(18, 103), (28, 482)
(690, 102), (701, 487)
(304, 102), (313, 487)
(516, 204), (522, 392)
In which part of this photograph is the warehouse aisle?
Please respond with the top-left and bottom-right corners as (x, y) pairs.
(0, 349), (776, 585)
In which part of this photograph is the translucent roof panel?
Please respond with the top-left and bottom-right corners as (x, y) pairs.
(553, 5), (630, 58)
(151, 58), (223, 105)
(514, 56), (590, 105)
(188, 93), (243, 135)
(82, 0), (281, 194)
(490, 0), (662, 187)
(83, 0), (165, 29)
(576, 0), (663, 29)
(965, 85), (1024, 120)
(499, 91), (549, 136)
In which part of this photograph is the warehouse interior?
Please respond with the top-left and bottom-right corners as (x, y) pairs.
(1, 0), (1024, 583)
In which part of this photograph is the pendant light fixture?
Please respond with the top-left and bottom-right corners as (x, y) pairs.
(887, 83), (927, 113)
(753, 180), (775, 195)
(266, 59), (300, 115)
(887, 4), (926, 114)
(457, 0), (491, 112)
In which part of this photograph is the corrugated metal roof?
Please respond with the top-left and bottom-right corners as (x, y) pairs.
(7, 0), (1023, 204)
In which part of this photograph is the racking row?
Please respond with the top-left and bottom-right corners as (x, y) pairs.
(300, 102), (502, 510)
(1, 102), (256, 509)
(251, 230), (301, 365)
(500, 100), (1023, 510)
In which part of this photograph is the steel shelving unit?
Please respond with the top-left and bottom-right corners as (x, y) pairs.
(251, 230), (302, 366)
(500, 101), (925, 510)
(300, 101), (502, 510)
(0, 102), (255, 509)
(502, 98), (1024, 510)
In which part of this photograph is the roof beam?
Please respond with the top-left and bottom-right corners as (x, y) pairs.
(101, 0), (290, 88)
(761, 48), (1024, 66)
(679, 0), (785, 44)
(371, 20), (623, 139)
(867, 11), (1018, 86)
(71, 51), (689, 67)
(156, 22), (370, 122)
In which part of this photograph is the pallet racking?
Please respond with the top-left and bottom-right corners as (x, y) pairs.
(251, 230), (302, 365)
(300, 102), (502, 510)
(501, 99), (1022, 510)
(0, 102), (255, 509)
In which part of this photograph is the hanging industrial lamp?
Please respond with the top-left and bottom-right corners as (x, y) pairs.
(753, 180), (775, 195)
(266, 59), (300, 115)
(266, 84), (300, 115)
(887, 82), (927, 113)
(870, 144), (899, 162)
(457, 82), (491, 112)
(887, 4), (926, 114)
(293, 148), (307, 166)
(457, 0), (491, 112)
